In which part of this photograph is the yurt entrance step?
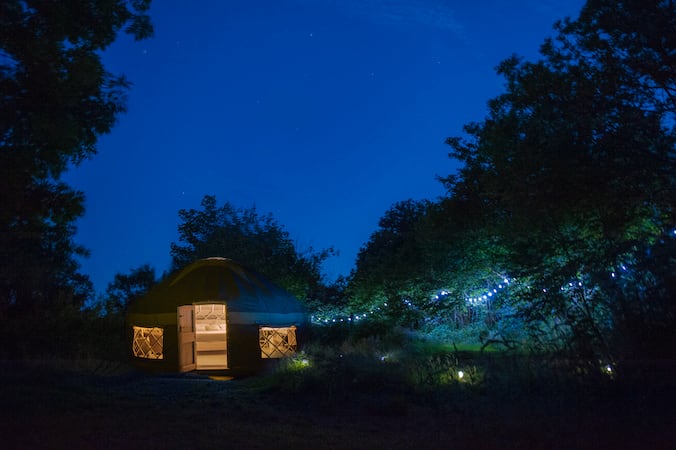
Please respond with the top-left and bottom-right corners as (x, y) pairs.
(194, 303), (228, 370)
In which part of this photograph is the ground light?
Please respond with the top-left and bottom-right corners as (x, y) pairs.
(285, 353), (311, 371)
(603, 364), (615, 379)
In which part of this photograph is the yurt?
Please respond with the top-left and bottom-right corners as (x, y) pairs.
(126, 257), (307, 373)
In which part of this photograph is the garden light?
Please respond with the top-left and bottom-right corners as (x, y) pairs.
(457, 370), (464, 379)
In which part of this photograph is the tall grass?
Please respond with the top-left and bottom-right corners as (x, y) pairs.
(249, 319), (625, 419)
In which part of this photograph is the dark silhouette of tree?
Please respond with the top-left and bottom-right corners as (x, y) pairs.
(0, 1), (153, 355)
(103, 264), (156, 316)
(79, 264), (157, 360)
(442, 0), (675, 364)
(171, 195), (335, 301)
(0, 2), (153, 300)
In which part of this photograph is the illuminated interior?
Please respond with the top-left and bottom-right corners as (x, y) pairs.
(259, 326), (297, 358)
(132, 326), (164, 359)
(195, 304), (227, 369)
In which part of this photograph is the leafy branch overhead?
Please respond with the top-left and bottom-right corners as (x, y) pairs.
(171, 195), (336, 301)
(0, 1), (153, 313)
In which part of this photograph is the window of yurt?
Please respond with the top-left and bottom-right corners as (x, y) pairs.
(132, 326), (164, 359)
(259, 326), (297, 358)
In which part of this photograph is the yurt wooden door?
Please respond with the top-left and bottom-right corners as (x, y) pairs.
(177, 305), (196, 372)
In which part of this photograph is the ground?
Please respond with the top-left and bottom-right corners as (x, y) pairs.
(1, 359), (675, 449)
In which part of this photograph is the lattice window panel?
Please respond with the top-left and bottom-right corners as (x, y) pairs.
(132, 326), (164, 359)
(259, 326), (297, 358)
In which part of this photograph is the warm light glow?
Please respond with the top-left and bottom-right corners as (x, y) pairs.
(132, 326), (164, 359)
(259, 326), (297, 358)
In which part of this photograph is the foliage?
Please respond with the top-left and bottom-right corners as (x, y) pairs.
(254, 328), (616, 416)
(440, 0), (675, 364)
(101, 264), (156, 316)
(170, 195), (335, 300)
(0, 0), (153, 358)
(348, 199), (435, 326)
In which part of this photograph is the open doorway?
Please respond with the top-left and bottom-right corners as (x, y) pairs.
(194, 303), (228, 370)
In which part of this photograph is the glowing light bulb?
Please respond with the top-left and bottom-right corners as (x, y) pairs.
(457, 370), (464, 379)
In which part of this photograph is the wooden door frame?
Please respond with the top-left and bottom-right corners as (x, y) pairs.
(177, 305), (196, 372)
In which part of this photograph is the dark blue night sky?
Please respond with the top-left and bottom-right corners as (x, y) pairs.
(64, 0), (586, 293)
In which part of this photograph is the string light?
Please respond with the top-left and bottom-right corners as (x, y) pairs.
(311, 226), (675, 325)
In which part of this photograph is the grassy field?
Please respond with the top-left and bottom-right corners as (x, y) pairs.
(1, 353), (675, 450)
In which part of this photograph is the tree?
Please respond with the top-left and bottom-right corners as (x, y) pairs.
(442, 0), (675, 364)
(0, 1), (153, 319)
(419, 197), (512, 330)
(170, 195), (335, 301)
(103, 264), (156, 316)
(348, 199), (434, 326)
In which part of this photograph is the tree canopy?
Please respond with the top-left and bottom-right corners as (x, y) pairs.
(170, 195), (335, 301)
(339, 0), (674, 363)
(0, 0), (153, 318)
(441, 0), (675, 362)
(347, 199), (434, 325)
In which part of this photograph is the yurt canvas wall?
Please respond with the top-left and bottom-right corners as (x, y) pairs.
(126, 257), (307, 372)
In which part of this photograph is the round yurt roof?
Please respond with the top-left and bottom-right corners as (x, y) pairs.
(127, 258), (306, 321)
